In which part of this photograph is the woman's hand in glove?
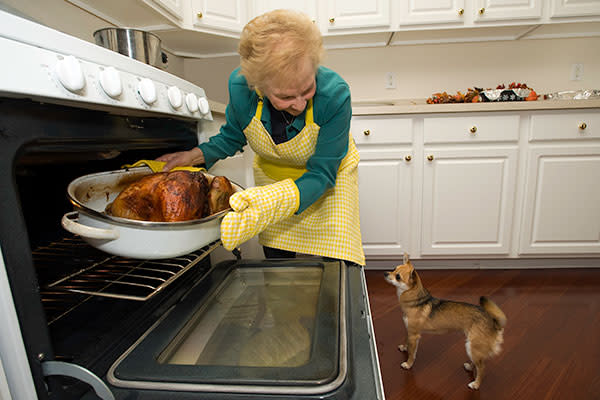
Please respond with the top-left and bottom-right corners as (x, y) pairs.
(220, 179), (299, 250)
(155, 147), (205, 171)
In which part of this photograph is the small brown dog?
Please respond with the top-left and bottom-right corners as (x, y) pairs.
(384, 253), (506, 390)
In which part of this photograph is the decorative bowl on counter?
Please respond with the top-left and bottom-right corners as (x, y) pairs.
(480, 88), (531, 102)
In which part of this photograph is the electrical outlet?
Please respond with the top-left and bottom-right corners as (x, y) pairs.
(385, 72), (396, 89)
(571, 63), (584, 81)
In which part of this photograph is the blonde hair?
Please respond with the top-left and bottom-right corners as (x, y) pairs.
(238, 9), (323, 91)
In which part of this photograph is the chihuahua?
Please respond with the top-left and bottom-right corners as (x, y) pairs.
(384, 253), (506, 390)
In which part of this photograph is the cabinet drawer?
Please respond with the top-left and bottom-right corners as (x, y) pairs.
(351, 116), (412, 145)
(530, 112), (600, 141)
(424, 115), (519, 143)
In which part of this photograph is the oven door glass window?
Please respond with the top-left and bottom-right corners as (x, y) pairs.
(109, 260), (345, 392)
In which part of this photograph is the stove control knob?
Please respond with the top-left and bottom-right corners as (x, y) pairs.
(56, 55), (85, 92)
(185, 93), (199, 113)
(138, 78), (157, 105)
(167, 86), (183, 109)
(99, 66), (122, 98)
(198, 97), (209, 115)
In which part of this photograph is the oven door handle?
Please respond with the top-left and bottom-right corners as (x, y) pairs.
(42, 361), (115, 400)
(61, 211), (120, 239)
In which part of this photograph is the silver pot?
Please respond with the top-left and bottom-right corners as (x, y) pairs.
(61, 166), (243, 259)
(93, 27), (167, 68)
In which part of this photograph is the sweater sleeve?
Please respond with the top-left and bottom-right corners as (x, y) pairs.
(294, 71), (351, 214)
(198, 70), (251, 169)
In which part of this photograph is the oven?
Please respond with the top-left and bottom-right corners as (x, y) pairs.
(0, 9), (384, 400)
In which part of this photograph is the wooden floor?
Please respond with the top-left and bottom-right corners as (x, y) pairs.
(364, 267), (600, 400)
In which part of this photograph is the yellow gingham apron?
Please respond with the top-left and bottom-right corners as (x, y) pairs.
(243, 95), (365, 265)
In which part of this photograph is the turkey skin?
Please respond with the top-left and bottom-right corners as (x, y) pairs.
(107, 171), (233, 222)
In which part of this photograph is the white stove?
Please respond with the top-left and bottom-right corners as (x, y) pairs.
(0, 9), (210, 121)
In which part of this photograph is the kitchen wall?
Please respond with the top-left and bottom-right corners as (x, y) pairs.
(185, 36), (600, 104)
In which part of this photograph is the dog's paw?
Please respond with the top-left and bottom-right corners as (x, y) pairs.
(398, 344), (408, 352)
(463, 362), (473, 371)
(401, 361), (412, 370)
(468, 381), (480, 390)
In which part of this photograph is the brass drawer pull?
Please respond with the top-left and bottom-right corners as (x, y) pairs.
(458, 8), (464, 15)
(405, 155), (412, 162)
(329, 17), (335, 23)
(427, 155), (434, 161)
(197, 12), (203, 19)
(470, 126), (477, 134)
(363, 129), (371, 136)
(579, 122), (587, 130)
(479, 7), (485, 15)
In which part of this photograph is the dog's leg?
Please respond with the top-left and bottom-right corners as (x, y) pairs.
(463, 361), (474, 371)
(468, 359), (485, 390)
(398, 344), (408, 352)
(401, 333), (420, 369)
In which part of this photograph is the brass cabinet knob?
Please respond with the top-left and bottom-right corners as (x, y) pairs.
(427, 155), (434, 161)
(479, 8), (485, 15)
(197, 12), (203, 19)
(363, 129), (371, 136)
(470, 126), (477, 134)
(405, 155), (412, 162)
(329, 17), (335, 23)
(579, 122), (587, 130)
(458, 8), (464, 15)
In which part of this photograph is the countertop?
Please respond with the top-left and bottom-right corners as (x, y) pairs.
(209, 98), (600, 117)
(352, 98), (600, 116)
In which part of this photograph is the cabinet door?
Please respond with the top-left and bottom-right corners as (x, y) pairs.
(520, 146), (600, 254)
(358, 149), (413, 256)
(326, 0), (390, 31)
(551, 0), (600, 17)
(421, 147), (518, 255)
(145, 0), (184, 20)
(192, 0), (248, 34)
(474, 0), (543, 21)
(399, 0), (466, 25)
(253, 0), (318, 21)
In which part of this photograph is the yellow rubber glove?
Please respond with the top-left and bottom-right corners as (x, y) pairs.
(121, 160), (206, 173)
(220, 179), (300, 251)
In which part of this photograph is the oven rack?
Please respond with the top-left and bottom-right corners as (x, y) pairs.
(34, 236), (221, 323)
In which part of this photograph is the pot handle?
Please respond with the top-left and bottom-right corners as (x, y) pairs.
(61, 211), (120, 240)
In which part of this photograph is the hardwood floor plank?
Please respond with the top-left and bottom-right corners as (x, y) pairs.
(366, 268), (600, 400)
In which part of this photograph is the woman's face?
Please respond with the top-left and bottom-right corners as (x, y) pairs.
(263, 59), (316, 117)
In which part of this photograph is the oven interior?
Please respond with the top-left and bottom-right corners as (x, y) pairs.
(3, 98), (223, 399)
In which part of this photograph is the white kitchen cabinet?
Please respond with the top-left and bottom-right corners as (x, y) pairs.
(358, 150), (414, 256)
(520, 111), (600, 255)
(144, 0), (185, 20)
(253, 0), (318, 21)
(325, 0), (391, 31)
(422, 114), (519, 256)
(398, 0), (467, 25)
(519, 145), (600, 255)
(192, 0), (248, 35)
(351, 116), (413, 256)
(551, 0), (600, 18)
(421, 146), (519, 256)
(474, 0), (543, 22)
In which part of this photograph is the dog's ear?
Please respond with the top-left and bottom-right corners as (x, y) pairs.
(403, 252), (410, 265)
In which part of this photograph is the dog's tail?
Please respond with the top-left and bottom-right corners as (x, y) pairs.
(480, 296), (507, 329)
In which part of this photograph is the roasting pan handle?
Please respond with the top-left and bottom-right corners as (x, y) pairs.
(42, 361), (115, 400)
(61, 211), (120, 239)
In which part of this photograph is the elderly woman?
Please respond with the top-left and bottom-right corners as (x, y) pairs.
(158, 9), (364, 266)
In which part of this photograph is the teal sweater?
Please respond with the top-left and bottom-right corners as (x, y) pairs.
(199, 66), (352, 214)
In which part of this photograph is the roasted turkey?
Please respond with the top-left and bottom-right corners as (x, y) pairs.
(107, 171), (234, 222)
